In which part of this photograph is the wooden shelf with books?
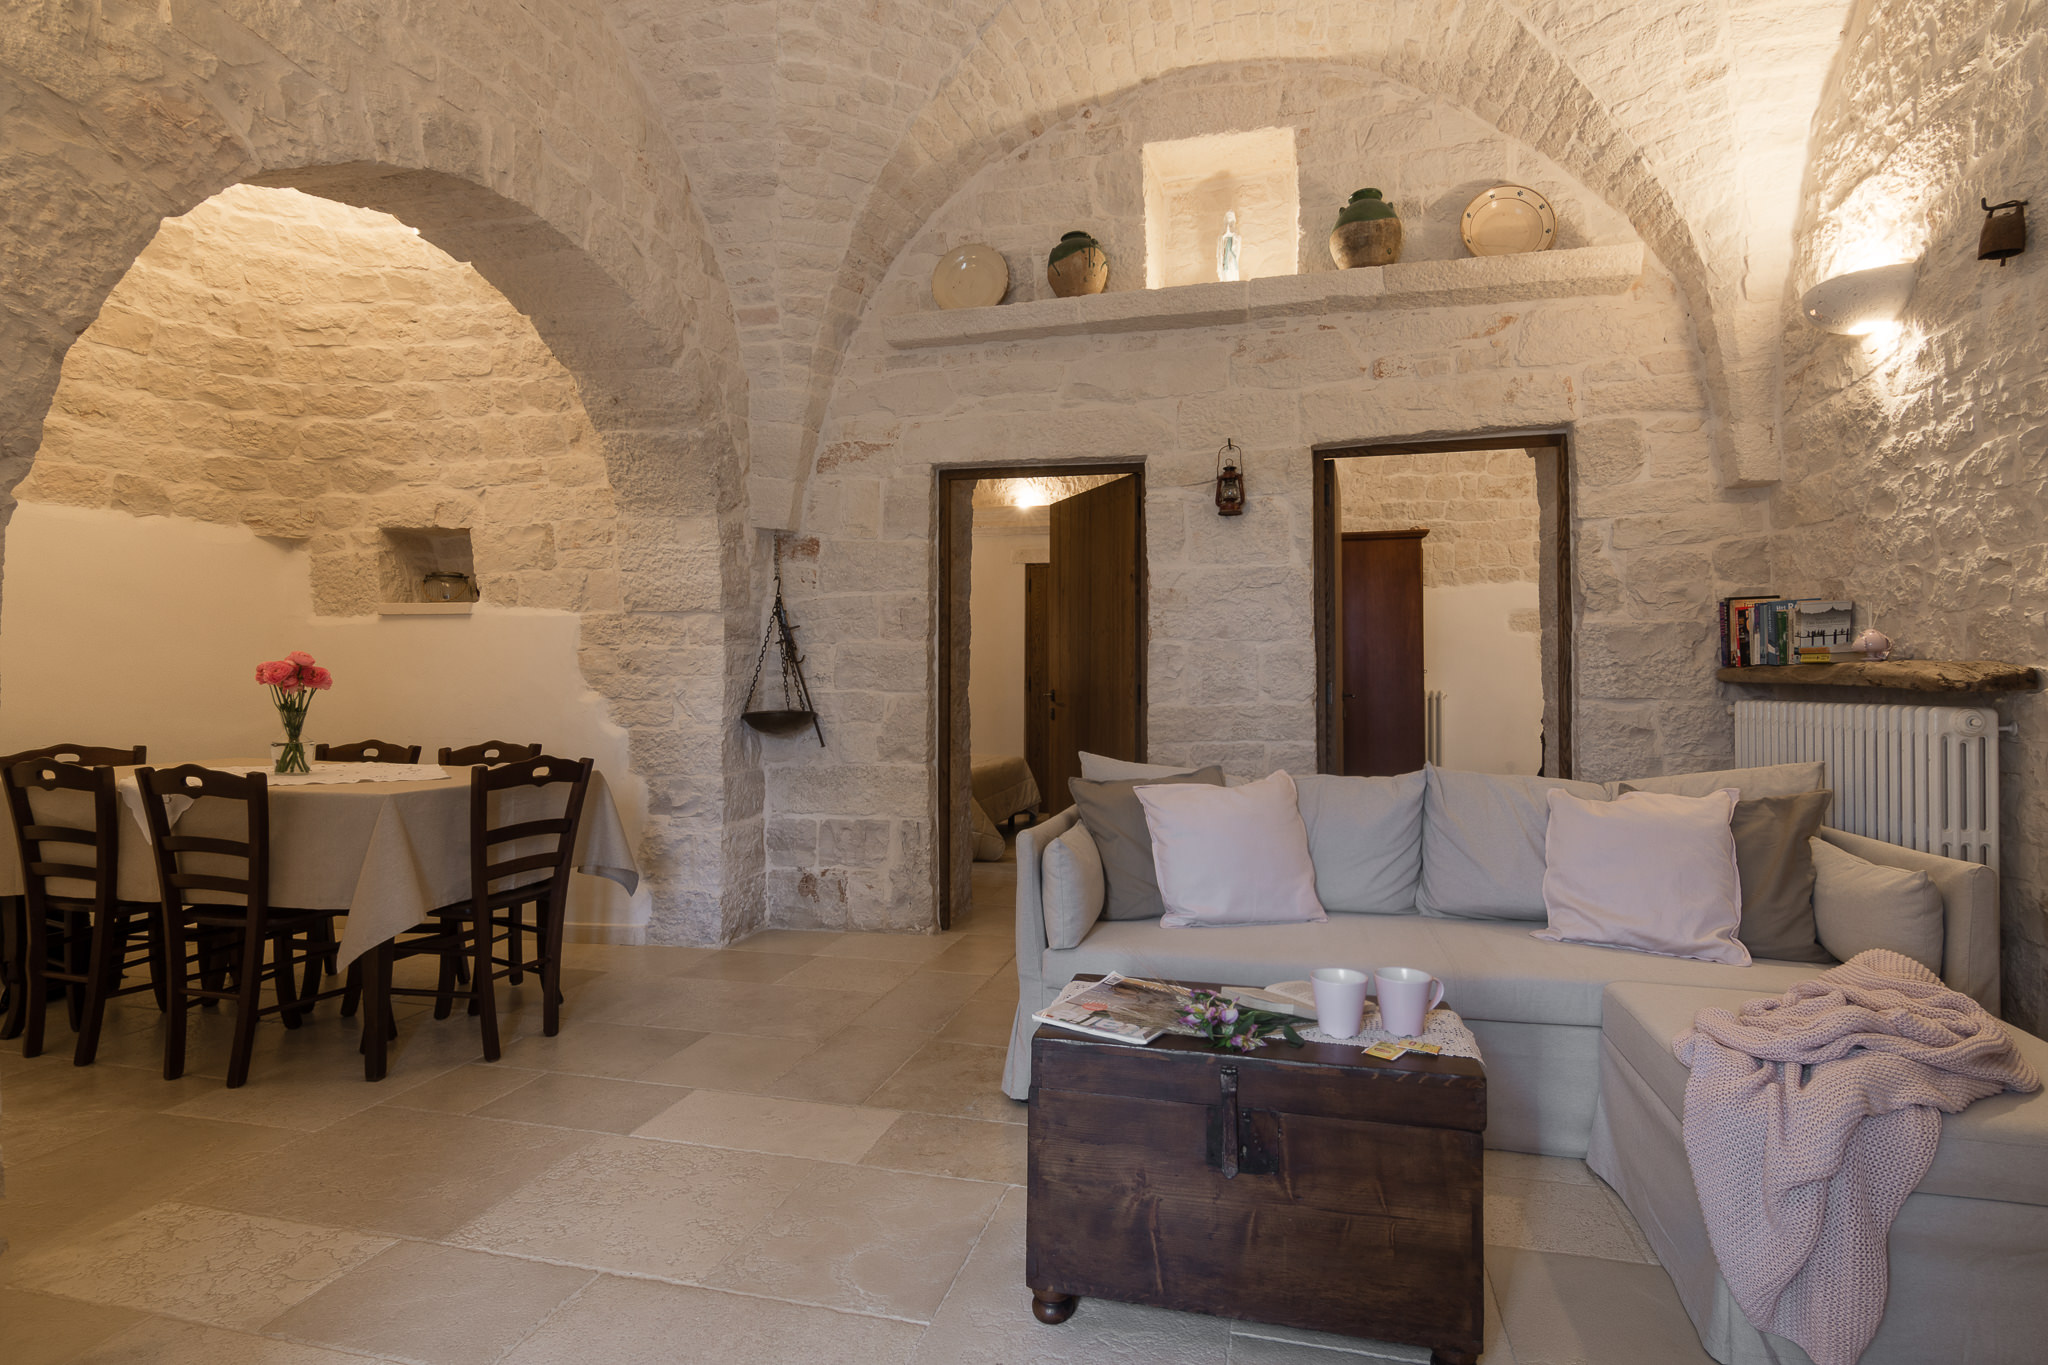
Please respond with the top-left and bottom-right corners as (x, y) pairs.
(1716, 660), (2041, 693)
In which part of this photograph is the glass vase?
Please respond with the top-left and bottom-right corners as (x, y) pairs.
(273, 716), (309, 775)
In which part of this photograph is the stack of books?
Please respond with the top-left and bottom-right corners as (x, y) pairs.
(1719, 598), (1855, 666)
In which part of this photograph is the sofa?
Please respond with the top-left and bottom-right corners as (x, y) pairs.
(1005, 760), (2047, 1365)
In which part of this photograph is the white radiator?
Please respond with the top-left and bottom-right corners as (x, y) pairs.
(1733, 700), (1998, 866)
(1425, 690), (1446, 767)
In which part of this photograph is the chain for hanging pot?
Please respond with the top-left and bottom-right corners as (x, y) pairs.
(741, 568), (824, 745)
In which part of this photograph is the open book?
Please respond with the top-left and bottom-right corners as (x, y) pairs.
(1031, 973), (1198, 1045)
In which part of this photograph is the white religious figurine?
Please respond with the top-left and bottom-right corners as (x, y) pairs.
(1216, 210), (1242, 282)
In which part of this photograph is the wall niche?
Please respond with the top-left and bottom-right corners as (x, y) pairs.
(379, 526), (477, 613)
(1141, 127), (1300, 288)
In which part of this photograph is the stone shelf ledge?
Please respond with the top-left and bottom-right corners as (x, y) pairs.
(883, 243), (1644, 349)
(1716, 661), (2041, 693)
(378, 603), (474, 616)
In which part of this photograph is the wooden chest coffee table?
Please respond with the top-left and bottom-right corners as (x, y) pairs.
(1026, 981), (1487, 1365)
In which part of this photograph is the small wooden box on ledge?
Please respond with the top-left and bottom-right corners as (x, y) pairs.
(1716, 660), (2041, 693)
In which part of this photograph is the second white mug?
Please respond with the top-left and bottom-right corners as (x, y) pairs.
(1375, 966), (1445, 1038)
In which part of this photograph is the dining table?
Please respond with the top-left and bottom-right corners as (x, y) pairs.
(0, 761), (640, 968)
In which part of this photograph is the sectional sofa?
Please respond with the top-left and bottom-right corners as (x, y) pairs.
(1005, 761), (2046, 1365)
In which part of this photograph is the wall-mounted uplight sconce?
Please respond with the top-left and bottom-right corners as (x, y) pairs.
(1980, 199), (2028, 265)
(1215, 439), (1246, 516)
(1800, 262), (1917, 335)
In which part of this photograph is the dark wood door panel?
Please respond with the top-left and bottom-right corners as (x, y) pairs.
(1046, 474), (1141, 813)
(1341, 530), (1427, 777)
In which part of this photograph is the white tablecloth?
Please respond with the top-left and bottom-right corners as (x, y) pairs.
(0, 765), (639, 968)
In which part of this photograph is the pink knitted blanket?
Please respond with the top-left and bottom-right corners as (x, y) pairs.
(1674, 949), (2040, 1365)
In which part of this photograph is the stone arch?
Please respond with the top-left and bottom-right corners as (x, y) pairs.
(0, 1), (761, 943)
(769, 0), (1741, 526)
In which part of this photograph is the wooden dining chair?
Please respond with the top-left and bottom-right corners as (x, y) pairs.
(0, 757), (164, 1064)
(437, 740), (541, 767)
(356, 754), (592, 1081)
(135, 764), (343, 1087)
(314, 740), (422, 763)
(0, 743), (148, 1040)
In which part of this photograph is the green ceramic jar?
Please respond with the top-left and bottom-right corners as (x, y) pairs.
(1330, 189), (1402, 268)
(1047, 230), (1109, 296)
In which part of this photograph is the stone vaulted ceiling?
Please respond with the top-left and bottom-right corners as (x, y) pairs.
(598, 0), (1857, 528)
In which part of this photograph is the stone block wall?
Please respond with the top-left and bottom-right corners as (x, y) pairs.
(1338, 449), (1541, 589)
(765, 62), (1771, 932)
(1773, 0), (2048, 1030)
(18, 186), (620, 618)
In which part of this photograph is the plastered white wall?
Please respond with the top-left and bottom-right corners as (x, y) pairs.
(1424, 583), (1545, 774)
(0, 503), (649, 935)
(967, 525), (1045, 760)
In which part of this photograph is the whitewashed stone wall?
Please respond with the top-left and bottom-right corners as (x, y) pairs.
(20, 187), (620, 618)
(768, 63), (1770, 932)
(1771, 0), (2048, 1030)
(0, 0), (763, 947)
(1339, 450), (1541, 589)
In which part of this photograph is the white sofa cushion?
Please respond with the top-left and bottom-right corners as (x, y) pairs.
(1295, 771), (1426, 914)
(1138, 770), (1326, 929)
(1811, 836), (1944, 973)
(1535, 787), (1749, 966)
(1417, 766), (1609, 920)
(1604, 760), (1824, 801)
(1041, 821), (1106, 951)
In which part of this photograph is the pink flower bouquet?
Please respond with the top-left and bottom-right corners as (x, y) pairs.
(256, 651), (334, 773)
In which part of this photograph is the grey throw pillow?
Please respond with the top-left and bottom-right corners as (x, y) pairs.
(1623, 785), (1832, 962)
(1604, 761), (1825, 801)
(1294, 771), (1426, 913)
(1810, 836), (1945, 973)
(1418, 767), (1610, 920)
(1041, 820), (1105, 950)
(1068, 767), (1225, 921)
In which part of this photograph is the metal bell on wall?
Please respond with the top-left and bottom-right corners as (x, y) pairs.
(1979, 199), (2028, 265)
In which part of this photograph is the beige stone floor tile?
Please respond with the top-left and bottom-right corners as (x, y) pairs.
(1484, 1247), (1713, 1364)
(761, 1027), (930, 1106)
(845, 969), (989, 1034)
(497, 1274), (921, 1365)
(472, 1072), (690, 1133)
(182, 1107), (596, 1240)
(703, 1163), (1002, 1321)
(637, 1031), (818, 1091)
(1226, 1329), (1426, 1362)
(675, 949), (813, 983)
(491, 1020), (704, 1079)
(816, 932), (961, 963)
(726, 929), (844, 955)
(967, 971), (1021, 1008)
(859, 1112), (1028, 1186)
(865, 1040), (1024, 1125)
(71, 1315), (394, 1364)
(936, 996), (1020, 1045)
(264, 1240), (595, 1365)
(0, 1113), (298, 1262)
(4, 1201), (390, 1331)
(1483, 1176), (1657, 1265)
(921, 936), (1016, 976)
(561, 942), (716, 974)
(1484, 1269), (1520, 1365)
(776, 954), (923, 995)
(163, 1029), (466, 1132)
(633, 1089), (899, 1162)
(0, 1055), (216, 1123)
(1483, 1150), (1602, 1187)
(0, 1286), (144, 1365)
(628, 977), (874, 1039)
(450, 1134), (813, 1281)
(908, 1187), (1231, 1364)
(377, 1061), (546, 1114)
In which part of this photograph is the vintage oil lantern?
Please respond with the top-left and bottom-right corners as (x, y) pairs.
(1215, 439), (1246, 516)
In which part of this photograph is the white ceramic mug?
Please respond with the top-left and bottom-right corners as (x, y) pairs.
(1310, 967), (1370, 1038)
(1375, 966), (1445, 1039)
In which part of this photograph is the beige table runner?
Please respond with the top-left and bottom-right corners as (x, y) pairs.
(0, 766), (639, 968)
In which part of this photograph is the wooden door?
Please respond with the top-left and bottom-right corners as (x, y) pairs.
(1341, 530), (1427, 776)
(1046, 476), (1142, 813)
(1024, 562), (1050, 803)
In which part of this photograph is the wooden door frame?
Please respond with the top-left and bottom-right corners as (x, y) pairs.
(1312, 432), (1574, 779)
(934, 462), (1147, 929)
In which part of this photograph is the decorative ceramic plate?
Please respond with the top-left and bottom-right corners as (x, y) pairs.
(931, 243), (1010, 309)
(1460, 185), (1557, 256)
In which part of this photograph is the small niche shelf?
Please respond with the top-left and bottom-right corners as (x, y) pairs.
(883, 242), (1643, 350)
(1716, 660), (2040, 694)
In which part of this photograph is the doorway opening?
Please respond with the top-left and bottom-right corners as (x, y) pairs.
(1312, 435), (1572, 779)
(935, 465), (1146, 927)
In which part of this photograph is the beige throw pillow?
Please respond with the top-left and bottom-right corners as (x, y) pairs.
(1040, 820), (1106, 950)
(1810, 837), (1944, 974)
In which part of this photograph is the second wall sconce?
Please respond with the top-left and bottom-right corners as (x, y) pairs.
(1800, 262), (1917, 335)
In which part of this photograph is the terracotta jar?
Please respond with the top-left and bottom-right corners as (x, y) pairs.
(1047, 230), (1109, 297)
(1329, 189), (1402, 268)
